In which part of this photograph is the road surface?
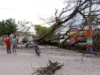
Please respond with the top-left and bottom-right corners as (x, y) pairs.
(0, 45), (100, 75)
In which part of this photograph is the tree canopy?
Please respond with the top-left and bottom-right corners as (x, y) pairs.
(0, 18), (17, 36)
(34, 25), (50, 37)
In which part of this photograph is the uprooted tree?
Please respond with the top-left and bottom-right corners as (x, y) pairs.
(37, 0), (100, 51)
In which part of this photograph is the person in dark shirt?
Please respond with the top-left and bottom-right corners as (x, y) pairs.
(34, 40), (40, 56)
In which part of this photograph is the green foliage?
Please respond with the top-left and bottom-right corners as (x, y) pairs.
(34, 25), (50, 37)
(0, 18), (17, 36)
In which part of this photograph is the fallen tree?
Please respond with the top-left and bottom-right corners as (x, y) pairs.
(36, 0), (100, 51)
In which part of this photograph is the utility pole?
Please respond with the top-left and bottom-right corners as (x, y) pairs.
(86, 0), (93, 54)
(89, 0), (92, 29)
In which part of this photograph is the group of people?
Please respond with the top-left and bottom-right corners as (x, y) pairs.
(4, 36), (17, 54)
(4, 36), (41, 56)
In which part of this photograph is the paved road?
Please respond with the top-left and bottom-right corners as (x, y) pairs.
(0, 46), (100, 75)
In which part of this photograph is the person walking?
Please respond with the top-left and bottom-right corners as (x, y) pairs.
(5, 36), (11, 54)
(12, 36), (17, 54)
(34, 40), (41, 56)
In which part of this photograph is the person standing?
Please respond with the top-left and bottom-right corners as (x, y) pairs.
(5, 36), (11, 54)
(12, 36), (17, 54)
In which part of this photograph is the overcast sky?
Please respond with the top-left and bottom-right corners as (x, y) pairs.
(0, 0), (64, 25)
(0, 0), (99, 33)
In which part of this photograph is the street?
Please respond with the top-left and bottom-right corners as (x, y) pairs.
(0, 45), (100, 75)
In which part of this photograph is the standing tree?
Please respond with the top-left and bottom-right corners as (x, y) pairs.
(18, 20), (31, 32)
(0, 18), (17, 36)
(34, 25), (50, 37)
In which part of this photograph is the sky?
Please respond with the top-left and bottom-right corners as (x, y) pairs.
(0, 0), (64, 25)
(0, 0), (99, 33)
(0, 0), (65, 33)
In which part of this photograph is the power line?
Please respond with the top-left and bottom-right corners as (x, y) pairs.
(0, 8), (16, 11)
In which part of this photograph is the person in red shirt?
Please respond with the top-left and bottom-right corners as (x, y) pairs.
(5, 36), (11, 54)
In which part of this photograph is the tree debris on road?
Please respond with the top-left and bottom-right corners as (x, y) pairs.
(32, 60), (64, 75)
